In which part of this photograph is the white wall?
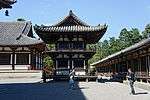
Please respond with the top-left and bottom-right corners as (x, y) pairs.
(15, 65), (30, 70)
(75, 71), (86, 76)
(0, 65), (12, 70)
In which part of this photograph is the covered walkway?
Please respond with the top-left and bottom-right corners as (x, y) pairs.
(91, 38), (150, 82)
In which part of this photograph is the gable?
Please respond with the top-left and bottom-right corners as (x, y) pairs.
(54, 10), (89, 26)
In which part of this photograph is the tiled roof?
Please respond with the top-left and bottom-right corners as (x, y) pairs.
(0, 21), (43, 46)
(91, 38), (150, 66)
(34, 24), (107, 33)
(0, 0), (16, 9)
(54, 10), (89, 26)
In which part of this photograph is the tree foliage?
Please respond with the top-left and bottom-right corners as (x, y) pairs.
(89, 24), (150, 64)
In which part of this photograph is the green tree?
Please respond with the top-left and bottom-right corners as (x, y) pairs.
(119, 28), (132, 49)
(142, 24), (150, 39)
(129, 28), (142, 44)
(43, 56), (53, 69)
(109, 37), (121, 54)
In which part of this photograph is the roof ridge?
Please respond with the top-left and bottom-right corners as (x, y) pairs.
(53, 10), (89, 26)
(0, 21), (30, 23)
(21, 21), (32, 35)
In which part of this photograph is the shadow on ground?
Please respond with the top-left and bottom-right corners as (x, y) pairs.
(0, 81), (87, 100)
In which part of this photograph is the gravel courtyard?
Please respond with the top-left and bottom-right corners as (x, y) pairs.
(0, 78), (150, 100)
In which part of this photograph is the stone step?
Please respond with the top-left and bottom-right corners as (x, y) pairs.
(0, 70), (42, 73)
(0, 70), (42, 79)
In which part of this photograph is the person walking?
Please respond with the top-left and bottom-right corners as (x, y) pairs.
(127, 68), (136, 95)
(69, 69), (75, 89)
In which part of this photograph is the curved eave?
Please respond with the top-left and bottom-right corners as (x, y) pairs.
(0, 35), (45, 46)
(34, 25), (107, 44)
(34, 25), (107, 33)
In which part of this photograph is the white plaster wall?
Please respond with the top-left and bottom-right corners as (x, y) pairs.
(75, 71), (86, 75)
(23, 47), (30, 51)
(16, 47), (22, 51)
(0, 65), (12, 69)
(4, 47), (11, 51)
(0, 47), (2, 50)
(15, 65), (30, 70)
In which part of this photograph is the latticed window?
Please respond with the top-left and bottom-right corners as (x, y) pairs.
(0, 53), (11, 65)
(73, 42), (84, 50)
(16, 53), (29, 64)
(58, 42), (69, 50)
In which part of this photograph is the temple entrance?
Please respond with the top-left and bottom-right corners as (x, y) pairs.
(57, 59), (68, 68)
(73, 59), (84, 68)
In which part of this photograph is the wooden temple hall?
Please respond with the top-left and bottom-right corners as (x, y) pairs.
(0, 21), (45, 70)
(91, 38), (150, 81)
(34, 10), (107, 75)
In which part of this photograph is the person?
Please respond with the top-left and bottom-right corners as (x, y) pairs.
(69, 69), (75, 89)
(127, 68), (136, 95)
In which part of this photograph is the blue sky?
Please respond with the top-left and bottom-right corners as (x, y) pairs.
(0, 0), (150, 41)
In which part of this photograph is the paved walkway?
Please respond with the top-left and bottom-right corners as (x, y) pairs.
(0, 78), (150, 100)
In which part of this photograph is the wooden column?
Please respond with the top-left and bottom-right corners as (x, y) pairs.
(85, 60), (88, 74)
(138, 58), (142, 76)
(68, 60), (70, 69)
(147, 55), (150, 76)
(56, 60), (58, 69)
(12, 51), (15, 70)
(72, 60), (74, 69)
(31, 49), (36, 70)
(84, 60), (86, 69)
(11, 47), (16, 70)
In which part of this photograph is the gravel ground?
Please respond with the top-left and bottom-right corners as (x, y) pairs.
(0, 78), (150, 100)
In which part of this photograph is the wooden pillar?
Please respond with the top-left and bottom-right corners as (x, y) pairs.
(29, 53), (31, 65)
(72, 60), (74, 69)
(12, 51), (15, 70)
(40, 53), (43, 69)
(11, 47), (16, 70)
(39, 53), (42, 69)
(68, 60), (70, 69)
(145, 55), (148, 76)
(147, 55), (150, 76)
(139, 58), (142, 76)
(114, 63), (116, 73)
(126, 60), (129, 71)
(56, 60), (58, 69)
(84, 60), (86, 69)
(85, 60), (88, 74)
(31, 50), (36, 70)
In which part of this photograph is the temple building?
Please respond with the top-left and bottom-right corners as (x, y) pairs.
(34, 10), (107, 76)
(0, 21), (45, 70)
(91, 38), (150, 82)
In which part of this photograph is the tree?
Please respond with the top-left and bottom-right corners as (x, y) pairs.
(43, 44), (55, 70)
(129, 28), (142, 44)
(101, 40), (110, 58)
(43, 56), (53, 69)
(119, 28), (132, 49)
(142, 24), (150, 39)
(109, 37), (121, 54)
